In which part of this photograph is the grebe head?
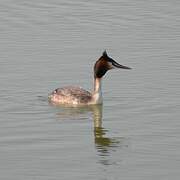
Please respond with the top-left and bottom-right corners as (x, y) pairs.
(94, 50), (131, 78)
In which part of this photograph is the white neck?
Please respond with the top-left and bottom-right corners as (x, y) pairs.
(92, 78), (103, 104)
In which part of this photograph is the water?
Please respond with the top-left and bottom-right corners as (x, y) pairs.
(0, 0), (180, 179)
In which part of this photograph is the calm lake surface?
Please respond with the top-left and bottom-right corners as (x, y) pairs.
(0, 0), (180, 179)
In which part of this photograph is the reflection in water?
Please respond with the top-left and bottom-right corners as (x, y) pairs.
(93, 105), (120, 152)
(92, 105), (123, 165)
(50, 103), (93, 120)
(50, 103), (127, 166)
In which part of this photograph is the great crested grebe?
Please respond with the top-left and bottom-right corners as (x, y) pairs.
(48, 51), (131, 105)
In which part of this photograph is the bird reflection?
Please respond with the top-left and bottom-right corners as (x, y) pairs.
(92, 105), (120, 161)
(50, 102), (123, 165)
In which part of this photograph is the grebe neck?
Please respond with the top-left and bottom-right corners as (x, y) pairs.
(92, 78), (103, 104)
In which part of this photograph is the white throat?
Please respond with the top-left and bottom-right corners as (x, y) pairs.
(92, 78), (103, 104)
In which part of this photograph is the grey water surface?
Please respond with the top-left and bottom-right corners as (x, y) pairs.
(0, 0), (180, 180)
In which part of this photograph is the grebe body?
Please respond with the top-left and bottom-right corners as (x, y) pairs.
(49, 51), (131, 106)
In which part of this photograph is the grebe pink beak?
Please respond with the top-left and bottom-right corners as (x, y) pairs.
(111, 59), (131, 69)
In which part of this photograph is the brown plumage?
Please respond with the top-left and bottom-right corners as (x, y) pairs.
(51, 86), (92, 104)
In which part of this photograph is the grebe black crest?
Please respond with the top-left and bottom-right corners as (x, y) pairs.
(49, 50), (131, 106)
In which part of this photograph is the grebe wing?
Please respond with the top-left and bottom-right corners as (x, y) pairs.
(52, 86), (92, 104)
